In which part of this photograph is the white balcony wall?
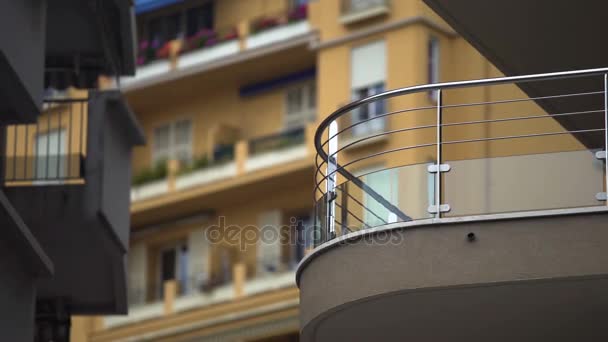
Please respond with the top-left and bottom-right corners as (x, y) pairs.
(246, 145), (307, 172)
(178, 41), (240, 70)
(246, 21), (310, 50)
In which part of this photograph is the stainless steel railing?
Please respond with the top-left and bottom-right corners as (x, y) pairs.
(3, 97), (88, 184)
(312, 68), (608, 247)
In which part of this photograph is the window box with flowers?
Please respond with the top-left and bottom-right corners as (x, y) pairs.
(250, 4), (308, 35)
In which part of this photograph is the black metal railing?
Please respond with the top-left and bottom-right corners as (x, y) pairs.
(313, 68), (608, 247)
(249, 127), (306, 156)
(3, 98), (88, 183)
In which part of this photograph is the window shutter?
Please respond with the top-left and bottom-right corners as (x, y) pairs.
(188, 227), (209, 292)
(153, 125), (170, 163)
(128, 243), (148, 305)
(351, 40), (386, 89)
(257, 210), (282, 275)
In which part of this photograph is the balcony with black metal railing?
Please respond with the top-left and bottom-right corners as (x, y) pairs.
(3, 98), (88, 186)
(0, 91), (144, 317)
(297, 68), (608, 341)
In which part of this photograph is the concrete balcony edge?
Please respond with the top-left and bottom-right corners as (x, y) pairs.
(296, 205), (608, 286)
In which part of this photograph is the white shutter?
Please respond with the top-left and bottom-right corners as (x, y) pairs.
(128, 243), (148, 305)
(36, 129), (67, 179)
(351, 40), (386, 89)
(188, 227), (209, 291)
(257, 210), (282, 275)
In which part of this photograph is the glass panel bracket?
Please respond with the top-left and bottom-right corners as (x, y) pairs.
(597, 151), (607, 201)
(427, 164), (451, 173)
(428, 204), (451, 214)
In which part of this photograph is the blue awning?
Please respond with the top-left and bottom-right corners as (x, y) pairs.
(240, 68), (316, 97)
(135, 0), (185, 14)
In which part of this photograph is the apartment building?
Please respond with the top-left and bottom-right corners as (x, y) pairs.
(71, 0), (608, 341)
(0, 1), (140, 342)
(298, 1), (608, 341)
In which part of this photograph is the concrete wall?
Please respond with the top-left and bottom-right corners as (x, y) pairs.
(299, 210), (608, 329)
(0, 0), (46, 121)
(0, 240), (37, 342)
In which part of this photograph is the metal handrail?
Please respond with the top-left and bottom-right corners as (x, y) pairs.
(313, 67), (608, 246)
(315, 67), (608, 164)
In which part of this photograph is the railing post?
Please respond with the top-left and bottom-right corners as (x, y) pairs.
(599, 74), (608, 202)
(167, 159), (179, 192)
(235, 140), (248, 175)
(233, 262), (246, 298)
(163, 280), (176, 315)
(326, 121), (338, 239)
(428, 88), (451, 217)
(435, 89), (442, 219)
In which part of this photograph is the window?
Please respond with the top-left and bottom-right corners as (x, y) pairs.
(285, 81), (316, 129)
(351, 40), (387, 136)
(348, 0), (386, 12)
(286, 213), (311, 269)
(140, 2), (215, 46)
(35, 129), (67, 179)
(351, 83), (386, 136)
(158, 242), (189, 298)
(186, 3), (215, 36)
(289, 0), (310, 7)
(153, 119), (192, 165)
(148, 13), (183, 42)
(428, 37), (440, 101)
(257, 210), (282, 275)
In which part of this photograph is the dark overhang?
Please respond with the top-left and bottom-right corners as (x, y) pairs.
(423, 0), (608, 149)
(45, 0), (137, 89)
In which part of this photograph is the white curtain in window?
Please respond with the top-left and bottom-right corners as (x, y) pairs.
(153, 120), (192, 164)
(36, 129), (67, 179)
(351, 40), (386, 89)
(257, 210), (282, 275)
(128, 243), (148, 305)
(188, 227), (209, 292)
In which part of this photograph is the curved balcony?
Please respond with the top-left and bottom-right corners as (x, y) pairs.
(297, 68), (608, 341)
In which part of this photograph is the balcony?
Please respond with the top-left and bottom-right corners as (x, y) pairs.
(120, 5), (311, 91)
(3, 98), (87, 186)
(130, 124), (315, 203)
(1, 91), (144, 315)
(340, 0), (390, 25)
(297, 68), (608, 340)
(103, 264), (297, 329)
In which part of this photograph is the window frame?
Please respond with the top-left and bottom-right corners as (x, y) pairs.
(152, 119), (193, 165)
(284, 80), (317, 129)
(156, 241), (189, 299)
(138, 0), (215, 45)
(351, 82), (386, 136)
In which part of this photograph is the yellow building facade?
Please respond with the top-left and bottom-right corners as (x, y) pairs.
(71, 0), (587, 341)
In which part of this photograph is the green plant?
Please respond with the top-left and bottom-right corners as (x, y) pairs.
(177, 155), (210, 176)
(132, 160), (168, 186)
